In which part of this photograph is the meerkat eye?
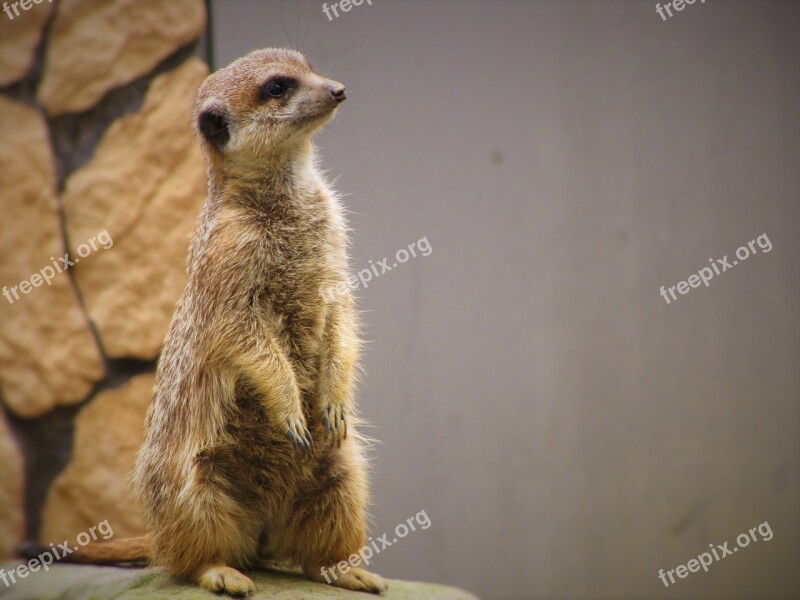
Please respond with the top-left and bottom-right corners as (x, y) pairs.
(261, 77), (295, 101)
(266, 81), (286, 97)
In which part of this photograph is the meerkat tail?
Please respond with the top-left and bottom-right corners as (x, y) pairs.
(66, 535), (151, 564)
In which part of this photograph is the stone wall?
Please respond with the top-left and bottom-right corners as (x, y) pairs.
(0, 0), (209, 557)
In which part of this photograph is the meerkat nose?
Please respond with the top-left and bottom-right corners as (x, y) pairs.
(328, 84), (347, 103)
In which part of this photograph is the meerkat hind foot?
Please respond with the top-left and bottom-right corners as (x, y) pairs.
(198, 565), (255, 597)
(309, 566), (388, 594)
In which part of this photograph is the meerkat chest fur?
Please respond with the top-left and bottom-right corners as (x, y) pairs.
(218, 171), (346, 367)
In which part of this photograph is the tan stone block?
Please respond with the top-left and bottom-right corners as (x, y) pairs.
(38, 0), (206, 116)
(0, 96), (104, 417)
(0, 0), (54, 86)
(39, 372), (154, 548)
(0, 409), (25, 559)
(63, 57), (208, 360)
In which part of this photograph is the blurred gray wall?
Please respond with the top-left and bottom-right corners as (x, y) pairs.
(209, 1), (799, 598)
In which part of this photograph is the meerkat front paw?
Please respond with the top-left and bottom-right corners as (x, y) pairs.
(285, 414), (314, 453)
(322, 404), (347, 447)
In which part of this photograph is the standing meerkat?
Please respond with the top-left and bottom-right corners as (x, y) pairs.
(69, 48), (385, 597)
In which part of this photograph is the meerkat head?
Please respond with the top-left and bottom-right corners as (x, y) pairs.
(193, 48), (346, 165)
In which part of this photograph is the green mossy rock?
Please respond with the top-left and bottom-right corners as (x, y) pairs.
(0, 564), (479, 600)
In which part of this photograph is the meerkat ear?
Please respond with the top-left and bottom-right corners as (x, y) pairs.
(197, 106), (230, 150)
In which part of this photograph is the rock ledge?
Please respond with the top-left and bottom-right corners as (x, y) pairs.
(0, 564), (479, 600)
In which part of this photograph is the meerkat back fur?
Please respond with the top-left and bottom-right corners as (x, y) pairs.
(132, 48), (386, 596)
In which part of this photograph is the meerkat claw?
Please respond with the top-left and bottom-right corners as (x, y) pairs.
(323, 411), (332, 434)
(323, 406), (347, 447)
(286, 418), (313, 453)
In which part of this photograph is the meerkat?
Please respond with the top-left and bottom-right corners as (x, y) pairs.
(64, 49), (386, 597)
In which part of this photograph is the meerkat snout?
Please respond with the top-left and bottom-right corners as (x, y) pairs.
(327, 82), (347, 103)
